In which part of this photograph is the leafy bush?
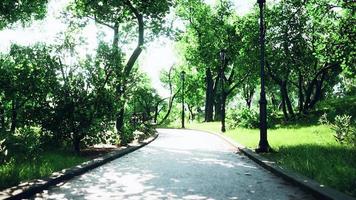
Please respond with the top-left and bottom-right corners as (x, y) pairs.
(1, 127), (43, 161)
(135, 124), (157, 141)
(319, 114), (356, 147)
(16, 127), (43, 159)
(227, 107), (278, 129)
(83, 127), (119, 147)
(119, 123), (135, 146)
(227, 108), (259, 129)
(318, 113), (329, 125)
(316, 96), (356, 119)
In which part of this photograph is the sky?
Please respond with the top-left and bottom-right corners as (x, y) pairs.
(0, 0), (255, 97)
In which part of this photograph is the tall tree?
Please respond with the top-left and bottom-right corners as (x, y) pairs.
(71, 0), (172, 144)
(176, 0), (218, 122)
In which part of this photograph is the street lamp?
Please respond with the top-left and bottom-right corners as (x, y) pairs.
(256, 0), (270, 153)
(181, 71), (186, 128)
(219, 50), (226, 132)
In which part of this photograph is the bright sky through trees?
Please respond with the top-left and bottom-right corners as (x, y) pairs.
(0, 0), (254, 97)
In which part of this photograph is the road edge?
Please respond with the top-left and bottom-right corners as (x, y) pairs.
(185, 128), (355, 200)
(0, 134), (159, 200)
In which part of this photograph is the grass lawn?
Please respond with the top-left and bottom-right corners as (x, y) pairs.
(186, 122), (356, 197)
(0, 150), (88, 190)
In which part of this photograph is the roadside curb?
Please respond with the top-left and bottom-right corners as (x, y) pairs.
(0, 134), (159, 200)
(186, 128), (355, 200)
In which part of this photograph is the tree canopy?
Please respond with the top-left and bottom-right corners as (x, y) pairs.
(0, 0), (48, 29)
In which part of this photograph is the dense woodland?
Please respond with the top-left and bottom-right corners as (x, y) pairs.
(0, 0), (355, 187)
(165, 0), (355, 131)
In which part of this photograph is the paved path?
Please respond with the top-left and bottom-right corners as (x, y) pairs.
(33, 129), (315, 200)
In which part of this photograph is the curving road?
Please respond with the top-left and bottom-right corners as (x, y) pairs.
(33, 129), (315, 200)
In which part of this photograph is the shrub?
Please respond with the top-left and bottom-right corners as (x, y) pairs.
(135, 124), (157, 141)
(319, 114), (356, 147)
(119, 123), (135, 146)
(318, 113), (329, 125)
(227, 107), (278, 129)
(16, 127), (43, 159)
(2, 127), (43, 161)
(227, 108), (259, 129)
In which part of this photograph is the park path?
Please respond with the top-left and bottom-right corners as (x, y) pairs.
(33, 129), (315, 200)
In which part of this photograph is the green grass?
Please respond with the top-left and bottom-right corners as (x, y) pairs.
(0, 150), (88, 190)
(186, 122), (356, 197)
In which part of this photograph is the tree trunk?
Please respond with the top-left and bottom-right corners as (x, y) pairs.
(309, 73), (326, 109)
(302, 63), (340, 113)
(204, 68), (214, 122)
(73, 134), (81, 154)
(10, 99), (17, 133)
(116, 107), (125, 133)
(280, 88), (289, 121)
(115, 5), (144, 136)
(298, 72), (304, 113)
(157, 91), (179, 125)
(187, 104), (195, 121)
(243, 84), (254, 109)
(154, 105), (159, 123)
(271, 92), (278, 109)
(245, 90), (253, 109)
(113, 23), (119, 48)
(281, 81), (294, 118)
(214, 96), (222, 121)
(0, 101), (4, 130)
(123, 13), (143, 78)
(246, 100), (252, 109)
(221, 92), (226, 132)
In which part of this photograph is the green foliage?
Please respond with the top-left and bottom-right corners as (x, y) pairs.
(0, 0), (48, 29)
(316, 96), (356, 119)
(320, 113), (356, 147)
(0, 44), (59, 131)
(227, 107), (277, 129)
(332, 115), (352, 144)
(44, 55), (116, 152)
(135, 124), (157, 142)
(71, 0), (172, 28)
(120, 124), (135, 146)
(15, 127), (43, 159)
(318, 113), (329, 125)
(1, 127), (43, 162)
(227, 108), (259, 129)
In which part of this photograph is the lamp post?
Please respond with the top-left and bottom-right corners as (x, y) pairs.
(219, 50), (226, 132)
(181, 71), (186, 128)
(256, 0), (270, 153)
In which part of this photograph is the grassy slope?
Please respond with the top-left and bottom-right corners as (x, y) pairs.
(187, 122), (356, 197)
(0, 151), (88, 189)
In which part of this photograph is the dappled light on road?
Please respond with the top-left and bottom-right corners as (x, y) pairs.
(33, 129), (314, 200)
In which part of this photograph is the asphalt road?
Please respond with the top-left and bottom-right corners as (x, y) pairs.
(33, 129), (315, 200)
